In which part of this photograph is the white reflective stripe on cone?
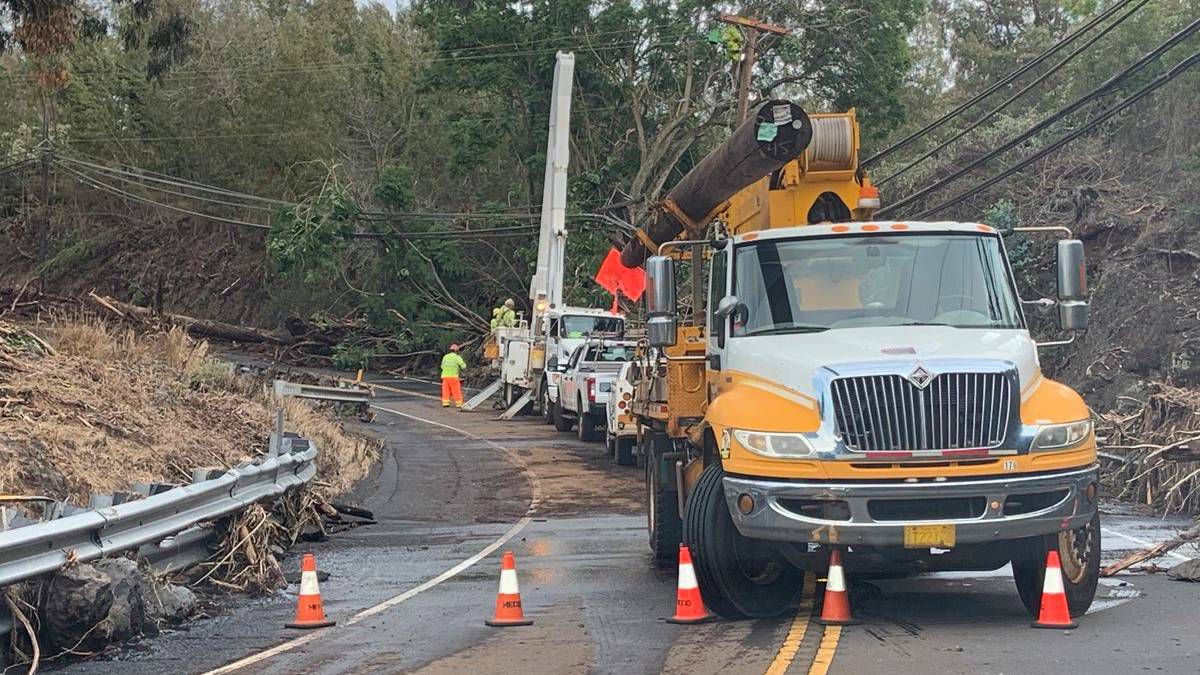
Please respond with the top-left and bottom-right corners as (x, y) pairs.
(499, 568), (520, 595)
(827, 564), (846, 593)
(1043, 565), (1066, 594)
(299, 571), (320, 596)
(678, 563), (699, 590)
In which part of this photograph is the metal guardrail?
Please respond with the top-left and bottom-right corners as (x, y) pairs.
(0, 437), (318, 588)
(274, 379), (371, 404)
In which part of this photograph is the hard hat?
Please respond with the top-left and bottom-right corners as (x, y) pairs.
(504, 298), (515, 308)
(450, 343), (460, 351)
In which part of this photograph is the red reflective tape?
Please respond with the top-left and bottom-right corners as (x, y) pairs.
(940, 448), (989, 458)
(865, 451), (912, 459)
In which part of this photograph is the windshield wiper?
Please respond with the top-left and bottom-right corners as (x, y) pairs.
(744, 324), (829, 336)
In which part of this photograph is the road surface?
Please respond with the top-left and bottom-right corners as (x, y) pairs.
(57, 377), (1200, 674)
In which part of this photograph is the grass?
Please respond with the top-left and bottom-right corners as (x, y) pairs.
(0, 317), (376, 502)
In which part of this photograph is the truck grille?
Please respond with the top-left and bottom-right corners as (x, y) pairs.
(831, 372), (1013, 452)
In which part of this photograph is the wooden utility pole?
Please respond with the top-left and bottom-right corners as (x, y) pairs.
(38, 93), (50, 265)
(717, 14), (791, 124)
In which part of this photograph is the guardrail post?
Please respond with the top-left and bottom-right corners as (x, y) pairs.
(269, 407), (285, 457)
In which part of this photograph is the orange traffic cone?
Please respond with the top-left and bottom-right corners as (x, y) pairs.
(815, 547), (858, 626)
(285, 553), (335, 629)
(666, 544), (715, 624)
(485, 551), (534, 627)
(1031, 550), (1078, 629)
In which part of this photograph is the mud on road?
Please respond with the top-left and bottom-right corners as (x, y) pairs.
(52, 377), (1200, 675)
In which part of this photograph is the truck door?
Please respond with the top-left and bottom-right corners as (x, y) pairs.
(707, 242), (731, 372)
(561, 345), (583, 407)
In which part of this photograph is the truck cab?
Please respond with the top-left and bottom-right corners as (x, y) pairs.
(638, 219), (1099, 620)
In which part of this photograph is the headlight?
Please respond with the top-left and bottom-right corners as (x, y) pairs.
(732, 429), (815, 458)
(1031, 420), (1092, 451)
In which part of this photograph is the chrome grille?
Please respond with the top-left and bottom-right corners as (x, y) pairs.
(831, 372), (1013, 451)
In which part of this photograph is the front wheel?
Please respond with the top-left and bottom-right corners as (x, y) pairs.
(540, 383), (553, 424)
(683, 463), (803, 619)
(1011, 511), (1101, 619)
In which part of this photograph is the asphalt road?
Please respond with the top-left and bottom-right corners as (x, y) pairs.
(56, 377), (1200, 675)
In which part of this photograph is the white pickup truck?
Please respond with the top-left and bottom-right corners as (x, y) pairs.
(605, 361), (640, 466)
(551, 340), (637, 442)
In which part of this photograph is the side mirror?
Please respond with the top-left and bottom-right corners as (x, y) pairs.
(713, 295), (745, 322)
(1056, 240), (1088, 331)
(645, 255), (678, 347)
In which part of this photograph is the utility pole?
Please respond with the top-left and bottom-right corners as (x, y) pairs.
(717, 14), (791, 124)
(38, 92), (50, 266)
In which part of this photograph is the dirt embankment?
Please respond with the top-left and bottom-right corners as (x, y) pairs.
(0, 318), (375, 502)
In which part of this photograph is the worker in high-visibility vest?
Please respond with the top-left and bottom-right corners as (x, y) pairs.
(440, 343), (467, 408)
(490, 298), (517, 329)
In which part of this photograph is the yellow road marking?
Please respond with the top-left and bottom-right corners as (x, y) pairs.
(808, 625), (841, 675)
(764, 573), (816, 675)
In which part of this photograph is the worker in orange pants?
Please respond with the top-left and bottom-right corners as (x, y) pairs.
(440, 343), (467, 408)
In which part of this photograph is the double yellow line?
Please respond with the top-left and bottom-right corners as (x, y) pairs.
(764, 573), (843, 675)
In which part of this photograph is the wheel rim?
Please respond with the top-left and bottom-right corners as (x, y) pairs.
(731, 535), (782, 586)
(1058, 520), (1095, 584)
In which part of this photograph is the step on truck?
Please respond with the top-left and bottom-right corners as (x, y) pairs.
(624, 100), (1100, 620)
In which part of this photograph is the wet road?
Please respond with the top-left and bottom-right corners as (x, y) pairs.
(58, 378), (1200, 674)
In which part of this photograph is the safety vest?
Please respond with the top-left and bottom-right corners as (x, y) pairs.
(440, 352), (466, 378)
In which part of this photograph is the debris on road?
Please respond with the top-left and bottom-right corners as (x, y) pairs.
(1101, 521), (1200, 576)
(1167, 558), (1200, 582)
(1097, 384), (1200, 513)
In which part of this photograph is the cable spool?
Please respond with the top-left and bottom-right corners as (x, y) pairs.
(806, 117), (854, 171)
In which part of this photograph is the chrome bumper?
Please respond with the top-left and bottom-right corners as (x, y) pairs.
(722, 466), (1098, 547)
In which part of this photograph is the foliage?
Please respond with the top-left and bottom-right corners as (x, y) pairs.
(331, 340), (374, 371)
(266, 178), (360, 284)
(373, 163), (414, 212)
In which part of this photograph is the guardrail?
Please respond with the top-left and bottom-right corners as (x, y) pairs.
(0, 436), (318, 588)
(274, 379), (371, 404)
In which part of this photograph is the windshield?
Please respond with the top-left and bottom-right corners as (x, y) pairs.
(561, 315), (624, 338)
(732, 233), (1022, 336)
(585, 345), (634, 362)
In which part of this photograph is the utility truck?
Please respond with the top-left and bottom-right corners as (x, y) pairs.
(470, 51), (625, 417)
(625, 100), (1100, 620)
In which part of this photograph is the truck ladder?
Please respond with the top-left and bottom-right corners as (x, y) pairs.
(462, 378), (503, 412)
(497, 389), (534, 420)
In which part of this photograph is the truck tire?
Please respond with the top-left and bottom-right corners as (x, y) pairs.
(1010, 511), (1101, 619)
(540, 383), (553, 424)
(577, 399), (601, 442)
(552, 399), (573, 432)
(646, 434), (681, 568)
(683, 463), (803, 619)
(615, 437), (635, 466)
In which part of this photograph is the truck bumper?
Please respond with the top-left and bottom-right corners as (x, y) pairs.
(722, 465), (1099, 547)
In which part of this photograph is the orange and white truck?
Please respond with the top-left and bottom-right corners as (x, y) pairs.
(625, 101), (1100, 620)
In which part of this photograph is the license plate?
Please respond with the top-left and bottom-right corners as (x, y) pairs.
(903, 524), (956, 549)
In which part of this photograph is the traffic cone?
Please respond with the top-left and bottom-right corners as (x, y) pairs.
(485, 551), (533, 627)
(815, 547), (858, 626)
(285, 553), (335, 629)
(666, 544), (715, 624)
(1031, 550), (1078, 629)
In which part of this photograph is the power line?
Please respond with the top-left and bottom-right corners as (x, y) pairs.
(875, 0), (1152, 187)
(914, 50), (1200, 219)
(876, 16), (1200, 217)
(58, 34), (701, 85)
(60, 157), (279, 212)
(55, 160), (274, 230)
(63, 103), (629, 145)
(863, 0), (1144, 168)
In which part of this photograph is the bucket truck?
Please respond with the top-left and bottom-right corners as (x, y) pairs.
(467, 51), (625, 418)
(626, 100), (1100, 621)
